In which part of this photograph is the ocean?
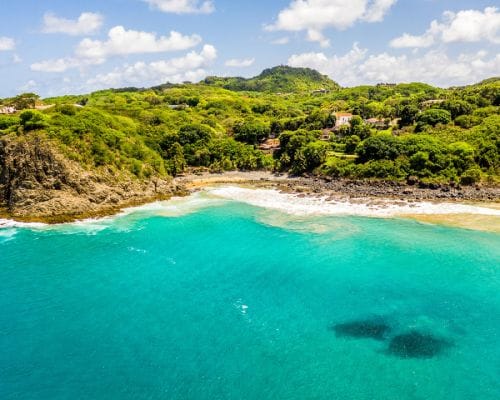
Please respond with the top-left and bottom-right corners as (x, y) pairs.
(1, 188), (499, 400)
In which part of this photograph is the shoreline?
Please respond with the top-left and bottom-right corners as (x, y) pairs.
(1, 171), (499, 232)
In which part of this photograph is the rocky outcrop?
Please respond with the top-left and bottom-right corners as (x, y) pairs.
(0, 134), (179, 223)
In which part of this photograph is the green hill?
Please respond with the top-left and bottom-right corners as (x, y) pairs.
(203, 66), (340, 93)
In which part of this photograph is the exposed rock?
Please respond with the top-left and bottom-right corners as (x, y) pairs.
(0, 134), (176, 223)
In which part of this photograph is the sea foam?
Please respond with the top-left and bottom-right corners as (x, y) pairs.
(208, 186), (500, 218)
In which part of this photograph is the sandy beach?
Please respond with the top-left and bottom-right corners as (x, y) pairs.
(174, 171), (500, 233)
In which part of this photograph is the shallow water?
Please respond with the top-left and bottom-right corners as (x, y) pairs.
(1, 193), (499, 400)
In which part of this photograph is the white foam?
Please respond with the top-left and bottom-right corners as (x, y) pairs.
(0, 218), (47, 229)
(208, 186), (500, 218)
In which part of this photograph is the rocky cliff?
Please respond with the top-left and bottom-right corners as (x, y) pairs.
(0, 134), (178, 223)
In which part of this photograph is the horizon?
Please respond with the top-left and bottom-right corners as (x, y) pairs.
(1, 1), (499, 97)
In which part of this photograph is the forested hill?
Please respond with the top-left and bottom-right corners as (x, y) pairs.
(0, 66), (499, 219)
(202, 66), (340, 93)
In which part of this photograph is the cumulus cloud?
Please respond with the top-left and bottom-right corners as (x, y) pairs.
(265, 0), (397, 46)
(225, 58), (255, 67)
(0, 37), (15, 51)
(75, 26), (201, 60)
(31, 26), (202, 72)
(31, 57), (100, 73)
(42, 12), (103, 36)
(390, 7), (500, 48)
(144, 0), (214, 14)
(87, 44), (217, 88)
(288, 44), (500, 87)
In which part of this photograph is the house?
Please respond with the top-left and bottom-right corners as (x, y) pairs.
(258, 138), (280, 154)
(421, 99), (445, 108)
(365, 118), (389, 130)
(334, 112), (353, 128)
(0, 106), (16, 114)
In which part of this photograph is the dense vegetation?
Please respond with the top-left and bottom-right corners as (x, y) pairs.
(1, 68), (498, 185)
(203, 66), (340, 93)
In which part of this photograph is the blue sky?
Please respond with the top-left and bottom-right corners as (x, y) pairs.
(0, 0), (499, 97)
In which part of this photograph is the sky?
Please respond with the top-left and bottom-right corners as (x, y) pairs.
(0, 0), (499, 97)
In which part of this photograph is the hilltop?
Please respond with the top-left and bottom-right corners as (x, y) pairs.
(202, 66), (340, 93)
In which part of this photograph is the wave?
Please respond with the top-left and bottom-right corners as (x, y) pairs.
(208, 186), (500, 218)
(1, 186), (498, 234)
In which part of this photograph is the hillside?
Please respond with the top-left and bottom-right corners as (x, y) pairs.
(0, 67), (499, 221)
(203, 66), (340, 93)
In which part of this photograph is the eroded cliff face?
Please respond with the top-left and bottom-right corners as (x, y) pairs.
(0, 134), (177, 222)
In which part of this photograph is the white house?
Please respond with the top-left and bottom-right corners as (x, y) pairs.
(334, 112), (353, 128)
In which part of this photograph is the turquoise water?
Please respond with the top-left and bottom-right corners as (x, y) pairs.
(1, 198), (499, 400)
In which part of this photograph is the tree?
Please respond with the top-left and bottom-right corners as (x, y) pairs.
(178, 124), (213, 146)
(415, 109), (451, 132)
(345, 135), (360, 154)
(233, 120), (270, 145)
(356, 135), (400, 163)
(165, 142), (186, 176)
(303, 141), (328, 170)
(398, 104), (419, 127)
(10, 93), (40, 110)
(441, 100), (473, 119)
(19, 110), (47, 131)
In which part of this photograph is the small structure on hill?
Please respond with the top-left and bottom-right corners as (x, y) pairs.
(0, 106), (16, 114)
(421, 99), (445, 108)
(334, 112), (353, 129)
(365, 118), (389, 130)
(258, 138), (280, 154)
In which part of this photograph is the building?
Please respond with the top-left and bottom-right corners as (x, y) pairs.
(334, 112), (353, 128)
(258, 138), (280, 154)
(0, 106), (16, 114)
(421, 99), (445, 108)
(365, 118), (389, 130)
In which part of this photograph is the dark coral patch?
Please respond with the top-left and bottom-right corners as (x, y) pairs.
(332, 319), (391, 341)
(387, 331), (452, 359)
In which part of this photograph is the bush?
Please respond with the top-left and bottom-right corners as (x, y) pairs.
(19, 110), (47, 131)
(460, 167), (482, 185)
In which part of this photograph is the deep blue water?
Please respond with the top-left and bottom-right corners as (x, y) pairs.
(1, 199), (499, 400)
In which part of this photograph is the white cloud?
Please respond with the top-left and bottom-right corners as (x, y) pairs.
(390, 7), (500, 48)
(19, 80), (38, 92)
(363, 0), (398, 23)
(0, 36), (15, 51)
(265, 0), (397, 46)
(76, 26), (201, 60)
(225, 58), (255, 67)
(12, 54), (22, 63)
(30, 57), (100, 73)
(288, 45), (500, 87)
(42, 12), (103, 36)
(31, 26), (202, 72)
(271, 37), (290, 45)
(144, 0), (214, 14)
(288, 43), (367, 85)
(87, 44), (217, 88)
